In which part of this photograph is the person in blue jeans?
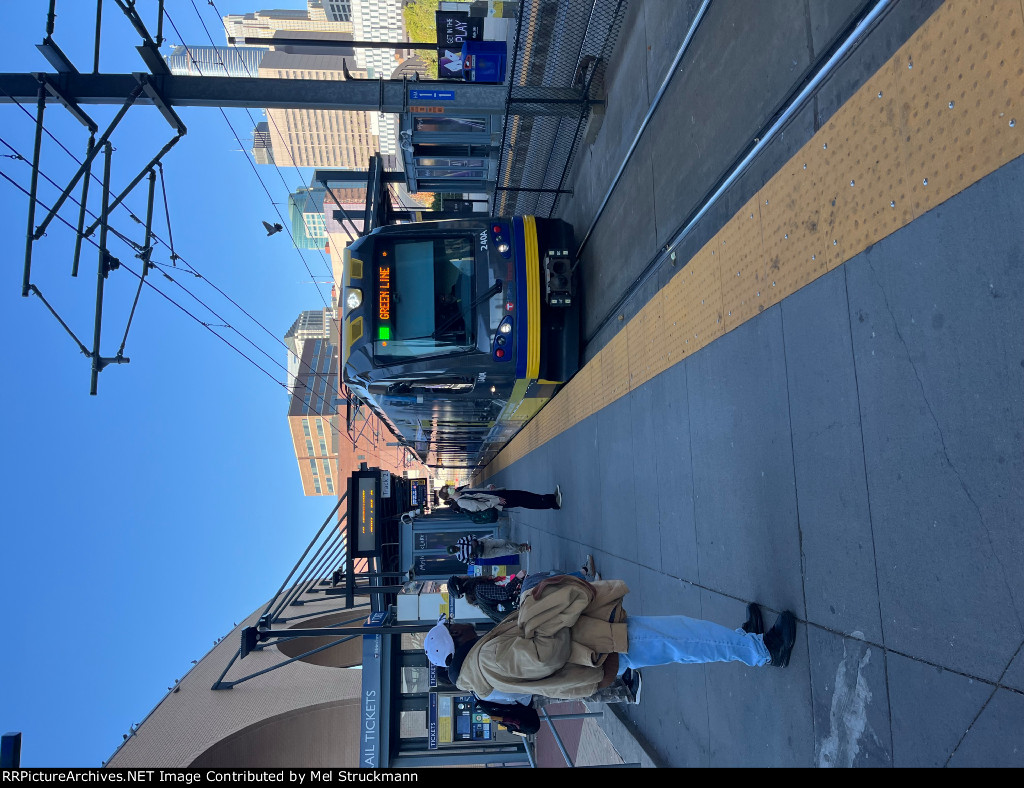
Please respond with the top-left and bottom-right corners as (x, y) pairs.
(424, 573), (796, 703)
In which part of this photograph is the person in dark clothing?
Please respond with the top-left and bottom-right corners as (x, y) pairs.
(447, 574), (523, 625)
(439, 483), (562, 512)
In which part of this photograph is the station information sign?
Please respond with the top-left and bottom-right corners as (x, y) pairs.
(377, 262), (391, 341)
(357, 476), (376, 553)
(410, 478), (427, 507)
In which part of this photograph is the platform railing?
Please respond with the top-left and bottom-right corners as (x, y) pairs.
(493, 0), (631, 219)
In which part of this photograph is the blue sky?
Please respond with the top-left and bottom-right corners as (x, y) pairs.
(0, 1), (341, 767)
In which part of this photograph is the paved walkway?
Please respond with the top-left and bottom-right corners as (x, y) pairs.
(490, 0), (1024, 767)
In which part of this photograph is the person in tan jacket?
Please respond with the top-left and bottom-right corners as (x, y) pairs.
(423, 574), (796, 701)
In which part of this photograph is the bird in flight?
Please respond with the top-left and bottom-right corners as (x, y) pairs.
(263, 221), (284, 236)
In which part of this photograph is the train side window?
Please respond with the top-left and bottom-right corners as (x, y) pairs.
(385, 378), (475, 395)
(412, 117), (487, 134)
(412, 380), (475, 393)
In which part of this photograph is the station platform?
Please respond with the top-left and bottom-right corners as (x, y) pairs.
(482, 0), (1024, 768)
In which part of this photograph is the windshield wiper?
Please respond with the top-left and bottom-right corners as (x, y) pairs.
(431, 279), (503, 339)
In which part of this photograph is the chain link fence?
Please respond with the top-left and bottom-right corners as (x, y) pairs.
(492, 0), (631, 218)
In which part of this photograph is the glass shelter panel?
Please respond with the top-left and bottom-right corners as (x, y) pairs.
(413, 117), (487, 134)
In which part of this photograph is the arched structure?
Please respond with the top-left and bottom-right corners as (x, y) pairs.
(191, 701), (363, 768)
(107, 593), (369, 768)
(275, 611), (365, 668)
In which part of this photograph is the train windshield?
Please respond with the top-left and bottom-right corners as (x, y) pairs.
(373, 235), (476, 361)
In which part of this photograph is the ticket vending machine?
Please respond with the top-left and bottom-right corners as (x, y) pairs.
(429, 692), (496, 749)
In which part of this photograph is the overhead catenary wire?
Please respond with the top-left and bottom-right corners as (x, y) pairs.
(160, 9), (378, 429)
(162, 10), (334, 296)
(0, 133), (145, 254)
(1, 133), (330, 406)
(0, 82), (160, 253)
(1, 55), (341, 411)
(0, 168), (326, 418)
(181, 2), (338, 282)
(195, 1), (424, 462)
(207, 0), (370, 244)
(3, 10), (424, 473)
(1, 166), (293, 390)
(2, 141), (368, 456)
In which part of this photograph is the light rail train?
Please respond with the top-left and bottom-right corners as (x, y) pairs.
(340, 215), (581, 473)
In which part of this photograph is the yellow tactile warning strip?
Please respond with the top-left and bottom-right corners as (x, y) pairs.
(482, 0), (1024, 479)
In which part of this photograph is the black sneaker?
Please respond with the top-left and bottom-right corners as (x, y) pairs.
(762, 611), (796, 667)
(621, 668), (643, 704)
(742, 603), (765, 635)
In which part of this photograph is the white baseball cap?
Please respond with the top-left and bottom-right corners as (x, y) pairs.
(424, 616), (455, 667)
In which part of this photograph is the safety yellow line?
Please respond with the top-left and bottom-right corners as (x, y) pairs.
(482, 0), (1024, 479)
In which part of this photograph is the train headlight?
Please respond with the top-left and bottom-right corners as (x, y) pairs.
(491, 224), (512, 258)
(493, 315), (514, 361)
(345, 288), (362, 310)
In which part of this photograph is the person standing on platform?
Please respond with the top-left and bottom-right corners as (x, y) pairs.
(447, 534), (531, 564)
(423, 574), (796, 702)
(439, 482), (562, 512)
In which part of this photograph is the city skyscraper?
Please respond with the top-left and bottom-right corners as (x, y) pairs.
(259, 44), (377, 169)
(223, 2), (353, 42)
(350, 0), (405, 160)
(224, 2), (401, 169)
(164, 44), (265, 77)
(285, 308), (340, 497)
(288, 187), (329, 251)
(288, 185), (365, 251)
(323, 1), (354, 22)
(251, 121), (274, 165)
(284, 307), (336, 396)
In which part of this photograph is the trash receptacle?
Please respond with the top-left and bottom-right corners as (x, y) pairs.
(461, 40), (507, 83)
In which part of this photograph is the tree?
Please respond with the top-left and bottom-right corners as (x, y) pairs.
(403, 0), (441, 40)
(402, 0), (445, 78)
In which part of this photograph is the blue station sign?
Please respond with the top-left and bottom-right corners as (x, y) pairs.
(409, 89), (456, 101)
(360, 611), (390, 768)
